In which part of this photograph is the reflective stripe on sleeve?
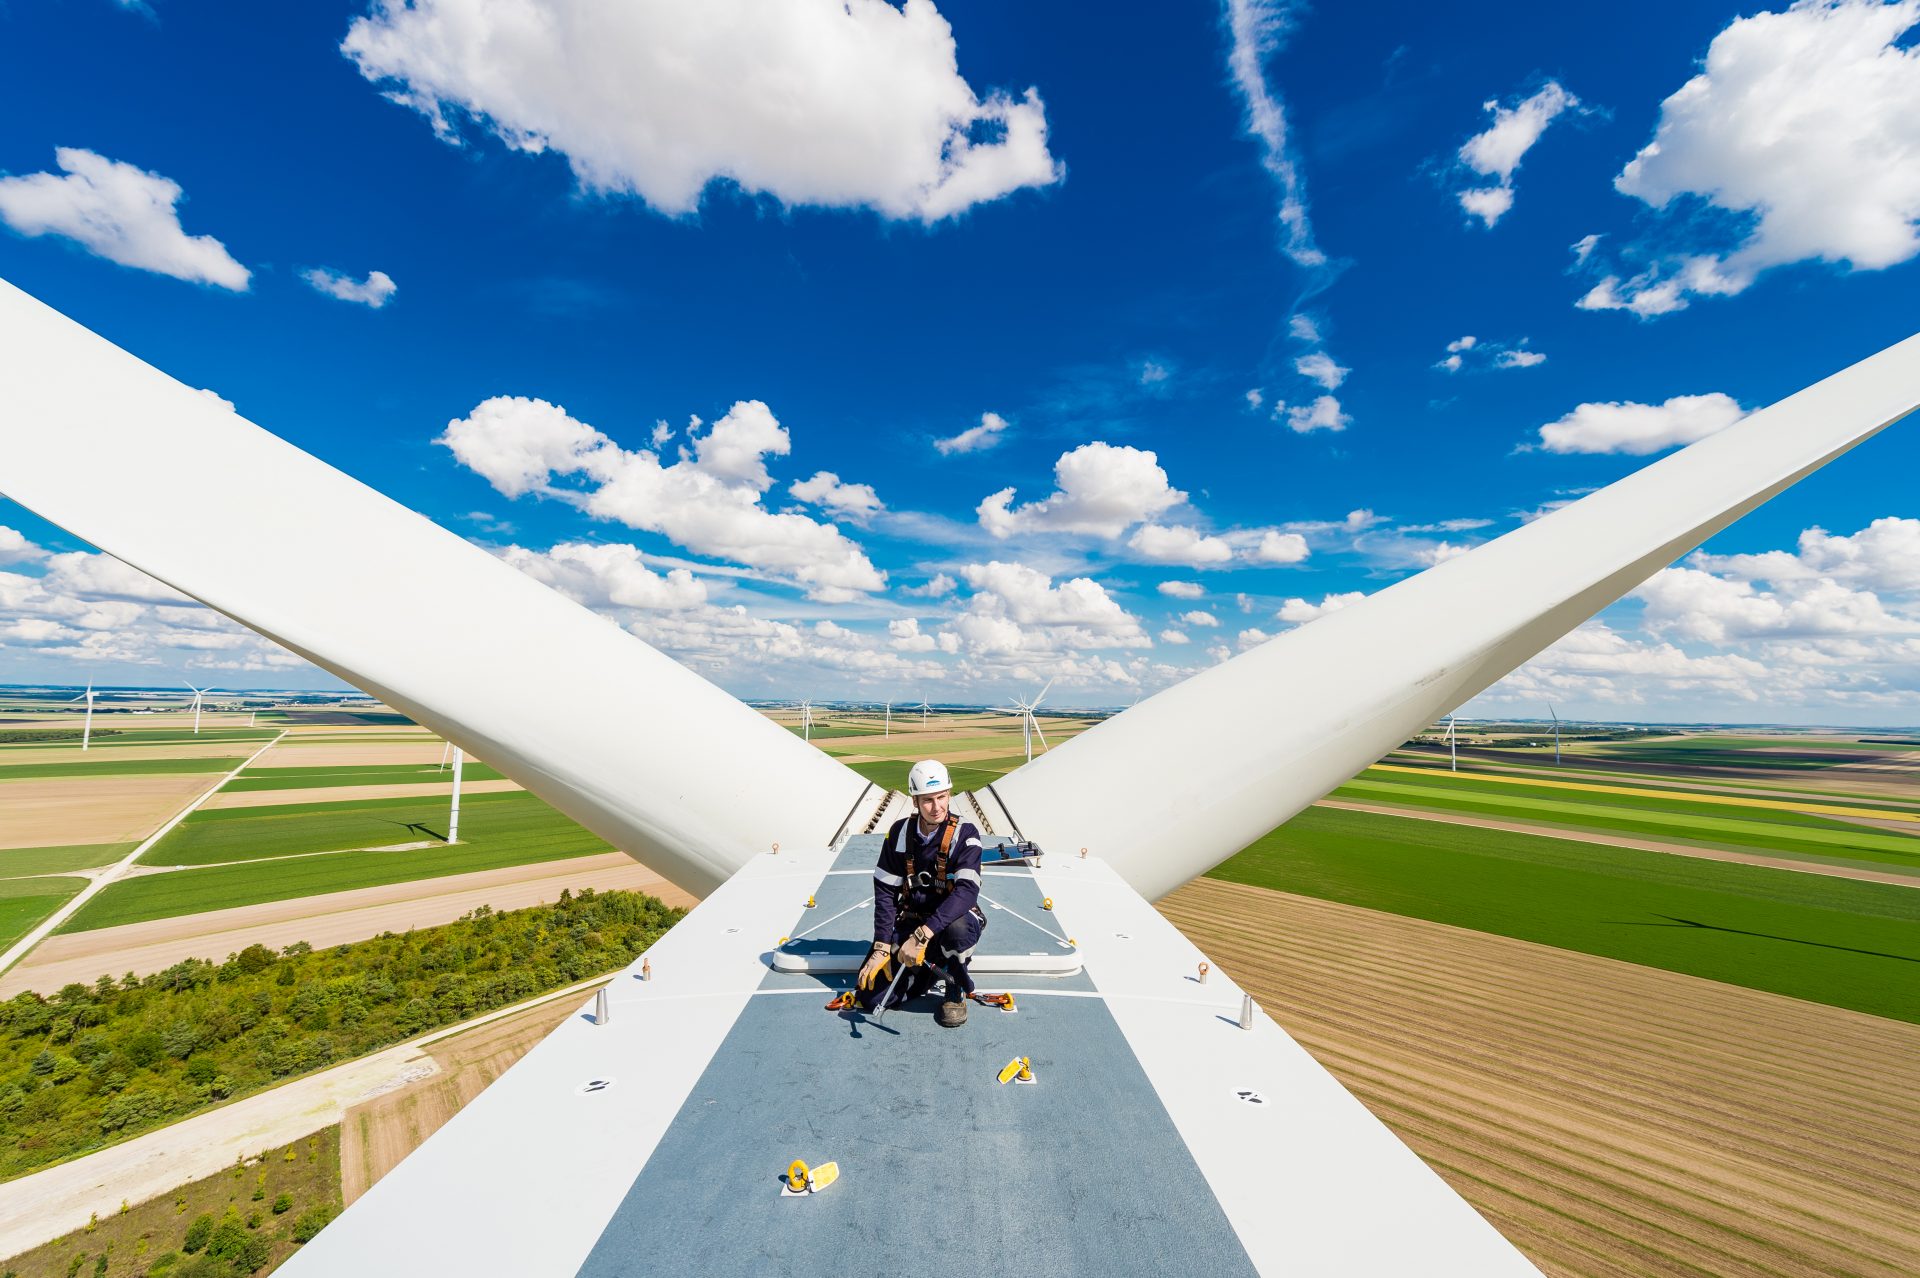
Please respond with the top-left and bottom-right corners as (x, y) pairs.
(873, 868), (904, 887)
(952, 868), (981, 884)
(963, 838), (982, 849)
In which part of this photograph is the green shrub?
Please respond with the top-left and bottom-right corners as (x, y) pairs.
(290, 1201), (337, 1244)
(181, 1214), (212, 1254)
(270, 1193), (292, 1215)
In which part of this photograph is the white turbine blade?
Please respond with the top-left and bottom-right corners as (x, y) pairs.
(993, 330), (1920, 899)
(1032, 716), (1050, 752)
(1031, 676), (1054, 709)
(0, 279), (868, 897)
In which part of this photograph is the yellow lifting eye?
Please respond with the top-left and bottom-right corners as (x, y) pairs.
(787, 1159), (810, 1192)
(1041, 897), (1053, 910)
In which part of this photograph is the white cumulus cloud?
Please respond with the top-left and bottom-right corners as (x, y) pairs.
(1530, 392), (1747, 455)
(1276, 591), (1367, 624)
(1249, 530), (1309, 564)
(342, 0), (1062, 223)
(498, 541), (707, 610)
(303, 267), (397, 308)
(1455, 81), (1581, 227)
(978, 442), (1184, 539)
(1126, 523), (1234, 568)
(437, 396), (886, 601)
(1278, 395), (1350, 434)
(0, 147), (248, 289)
(1590, 0), (1920, 314)
(790, 471), (883, 523)
(935, 411), (1011, 456)
(1294, 351), (1347, 390)
(1157, 580), (1205, 600)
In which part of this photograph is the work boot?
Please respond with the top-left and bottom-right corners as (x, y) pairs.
(937, 996), (968, 1028)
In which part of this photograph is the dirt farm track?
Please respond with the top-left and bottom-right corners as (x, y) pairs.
(1160, 879), (1920, 1278)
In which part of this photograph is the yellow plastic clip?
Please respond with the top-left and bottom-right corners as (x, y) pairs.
(996, 1056), (1025, 1085)
(808, 1161), (839, 1192)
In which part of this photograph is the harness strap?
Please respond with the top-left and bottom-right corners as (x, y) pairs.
(899, 815), (960, 919)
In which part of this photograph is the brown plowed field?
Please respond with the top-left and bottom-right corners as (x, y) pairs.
(340, 992), (585, 1203)
(1158, 878), (1920, 1278)
(0, 774), (216, 848)
(252, 741), (451, 768)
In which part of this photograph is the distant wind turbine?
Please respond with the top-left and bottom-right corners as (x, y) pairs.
(1000, 678), (1055, 763)
(1547, 703), (1561, 765)
(883, 700), (892, 738)
(69, 681), (97, 751)
(917, 698), (931, 727)
(448, 745), (464, 842)
(182, 682), (210, 734)
(1444, 714), (1457, 772)
(796, 700), (815, 742)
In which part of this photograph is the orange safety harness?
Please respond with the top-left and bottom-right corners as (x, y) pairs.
(896, 815), (959, 924)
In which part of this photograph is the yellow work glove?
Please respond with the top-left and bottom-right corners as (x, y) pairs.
(857, 943), (894, 991)
(898, 925), (934, 969)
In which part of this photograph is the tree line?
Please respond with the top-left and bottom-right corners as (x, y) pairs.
(0, 888), (682, 1180)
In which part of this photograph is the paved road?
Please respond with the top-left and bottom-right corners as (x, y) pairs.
(0, 973), (614, 1263)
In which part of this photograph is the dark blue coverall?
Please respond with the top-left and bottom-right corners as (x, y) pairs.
(862, 815), (986, 1008)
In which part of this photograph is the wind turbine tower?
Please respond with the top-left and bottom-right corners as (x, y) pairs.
(883, 700), (892, 738)
(1444, 714), (1457, 773)
(797, 700), (815, 742)
(448, 745), (464, 842)
(1004, 678), (1055, 764)
(917, 698), (930, 727)
(1548, 703), (1561, 765)
(69, 682), (97, 751)
(183, 682), (209, 734)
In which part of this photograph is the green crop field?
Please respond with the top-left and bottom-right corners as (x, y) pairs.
(845, 735), (1039, 759)
(139, 791), (562, 868)
(0, 755), (243, 780)
(1211, 806), (1920, 1023)
(65, 802), (612, 931)
(837, 752), (1021, 790)
(781, 723), (875, 740)
(1333, 774), (1920, 869)
(1356, 764), (1920, 822)
(0, 842), (134, 877)
(0, 728), (275, 750)
(222, 762), (506, 791)
(0, 876), (87, 949)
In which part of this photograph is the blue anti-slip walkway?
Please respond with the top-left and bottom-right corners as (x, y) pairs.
(576, 834), (1258, 1277)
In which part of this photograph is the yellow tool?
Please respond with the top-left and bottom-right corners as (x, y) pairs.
(784, 1158), (840, 1194)
(996, 1055), (1030, 1085)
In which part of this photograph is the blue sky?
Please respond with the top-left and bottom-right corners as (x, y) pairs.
(2, 0), (1918, 722)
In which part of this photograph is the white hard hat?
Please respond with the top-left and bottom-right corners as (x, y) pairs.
(907, 759), (951, 797)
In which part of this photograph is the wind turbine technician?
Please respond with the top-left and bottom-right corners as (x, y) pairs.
(852, 760), (987, 1028)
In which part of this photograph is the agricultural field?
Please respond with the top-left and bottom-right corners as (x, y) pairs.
(4, 694), (1918, 1275)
